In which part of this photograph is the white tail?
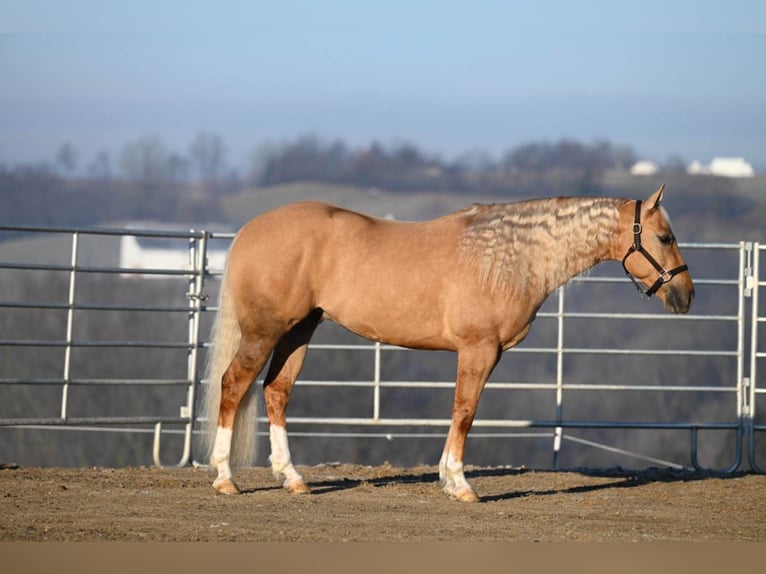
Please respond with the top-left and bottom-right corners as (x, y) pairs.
(198, 264), (260, 468)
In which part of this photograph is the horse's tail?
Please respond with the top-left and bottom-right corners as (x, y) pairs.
(198, 262), (259, 468)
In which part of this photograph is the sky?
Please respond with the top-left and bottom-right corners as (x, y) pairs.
(2, 1), (766, 173)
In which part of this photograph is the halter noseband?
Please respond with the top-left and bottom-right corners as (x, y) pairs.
(621, 200), (688, 298)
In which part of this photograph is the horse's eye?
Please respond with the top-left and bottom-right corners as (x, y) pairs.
(658, 234), (674, 245)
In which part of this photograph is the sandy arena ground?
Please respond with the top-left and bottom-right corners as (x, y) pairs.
(1, 464), (764, 542)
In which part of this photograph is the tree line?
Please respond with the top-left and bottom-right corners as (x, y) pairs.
(0, 133), (651, 226)
(10, 132), (643, 190)
(255, 136), (640, 196)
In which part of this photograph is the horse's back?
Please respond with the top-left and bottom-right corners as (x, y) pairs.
(233, 200), (464, 263)
(230, 201), (398, 264)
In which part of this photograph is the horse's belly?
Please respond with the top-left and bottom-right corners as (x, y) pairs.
(320, 287), (455, 351)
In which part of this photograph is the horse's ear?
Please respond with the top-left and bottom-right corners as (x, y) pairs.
(647, 183), (665, 211)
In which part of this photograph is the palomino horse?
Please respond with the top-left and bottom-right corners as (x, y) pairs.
(202, 184), (693, 502)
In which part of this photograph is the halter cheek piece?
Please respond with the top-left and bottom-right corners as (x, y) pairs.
(621, 200), (688, 298)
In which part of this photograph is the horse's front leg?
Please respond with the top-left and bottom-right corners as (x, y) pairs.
(440, 342), (501, 502)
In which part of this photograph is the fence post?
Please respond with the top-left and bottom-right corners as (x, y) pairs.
(60, 231), (79, 421)
(152, 231), (208, 467)
(373, 341), (381, 421)
(747, 242), (763, 472)
(552, 286), (565, 469)
(693, 242), (749, 473)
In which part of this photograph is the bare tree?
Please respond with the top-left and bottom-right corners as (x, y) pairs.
(87, 150), (112, 182)
(189, 132), (226, 194)
(119, 136), (170, 192)
(56, 142), (79, 175)
(166, 153), (189, 183)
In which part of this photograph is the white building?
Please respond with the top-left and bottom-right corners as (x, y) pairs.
(687, 157), (755, 178)
(709, 157), (755, 178)
(120, 235), (228, 276)
(630, 160), (659, 176)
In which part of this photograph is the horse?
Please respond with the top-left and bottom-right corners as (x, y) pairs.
(200, 184), (694, 502)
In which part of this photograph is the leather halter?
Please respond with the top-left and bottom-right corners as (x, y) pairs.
(621, 200), (688, 298)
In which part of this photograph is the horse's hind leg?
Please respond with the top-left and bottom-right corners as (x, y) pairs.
(212, 335), (275, 494)
(440, 342), (501, 502)
(263, 310), (322, 494)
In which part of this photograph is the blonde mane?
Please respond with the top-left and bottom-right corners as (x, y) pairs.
(458, 197), (625, 294)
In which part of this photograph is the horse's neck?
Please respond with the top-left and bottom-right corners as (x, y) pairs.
(460, 197), (622, 297)
(530, 200), (621, 294)
(539, 224), (612, 292)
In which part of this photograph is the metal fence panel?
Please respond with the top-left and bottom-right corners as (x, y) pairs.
(0, 225), (762, 472)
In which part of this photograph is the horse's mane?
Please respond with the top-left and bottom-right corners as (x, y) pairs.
(457, 196), (625, 293)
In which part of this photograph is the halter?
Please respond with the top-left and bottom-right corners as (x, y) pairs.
(621, 200), (688, 298)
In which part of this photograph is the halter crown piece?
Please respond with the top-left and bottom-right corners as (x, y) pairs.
(621, 200), (688, 299)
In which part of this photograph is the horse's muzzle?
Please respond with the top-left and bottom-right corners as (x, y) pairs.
(662, 283), (695, 314)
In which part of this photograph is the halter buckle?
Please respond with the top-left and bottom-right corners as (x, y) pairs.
(660, 270), (672, 283)
(632, 222), (642, 235)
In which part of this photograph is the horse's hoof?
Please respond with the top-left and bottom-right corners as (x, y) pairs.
(213, 478), (240, 495)
(449, 487), (479, 503)
(285, 478), (311, 494)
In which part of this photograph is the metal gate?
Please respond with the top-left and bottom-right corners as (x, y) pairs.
(749, 243), (765, 471)
(0, 224), (763, 472)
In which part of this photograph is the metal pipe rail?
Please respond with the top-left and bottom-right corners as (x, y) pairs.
(0, 225), (763, 473)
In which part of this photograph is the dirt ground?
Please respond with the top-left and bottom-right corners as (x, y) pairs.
(1, 463), (764, 542)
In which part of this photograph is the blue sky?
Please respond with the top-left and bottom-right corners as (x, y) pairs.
(2, 2), (766, 171)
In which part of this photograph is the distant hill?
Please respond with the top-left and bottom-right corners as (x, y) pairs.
(219, 182), (510, 225)
(219, 176), (766, 244)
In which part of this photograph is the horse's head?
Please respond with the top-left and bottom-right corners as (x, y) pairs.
(619, 184), (694, 313)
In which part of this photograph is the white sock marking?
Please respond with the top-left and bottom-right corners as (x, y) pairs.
(211, 426), (233, 483)
(439, 450), (471, 494)
(269, 424), (304, 486)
